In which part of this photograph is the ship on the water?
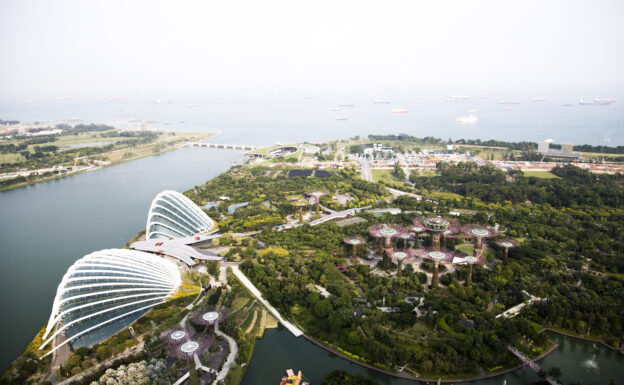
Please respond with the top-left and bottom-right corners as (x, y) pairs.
(447, 95), (470, 102)
(280, 369), (309, 385)
(457, 114), (478, 124)
(579, 98), (616, 105)
(338, 104), (355, 107)
(392, 108), (408, 113)
(373, 100), (392, 104)
(334, 116), (347, 121)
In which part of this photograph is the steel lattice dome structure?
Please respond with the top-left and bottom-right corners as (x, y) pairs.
(40, 249), (181, 357)
(146, 190), (217, 240)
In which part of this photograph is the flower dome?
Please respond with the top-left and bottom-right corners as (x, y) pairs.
(146, 190), (217, 240)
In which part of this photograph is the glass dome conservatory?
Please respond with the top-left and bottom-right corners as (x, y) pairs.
(146, 190), (217, 240)
(40, 249), (181, 356)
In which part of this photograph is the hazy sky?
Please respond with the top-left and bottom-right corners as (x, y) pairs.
(1, 0), (623, 98)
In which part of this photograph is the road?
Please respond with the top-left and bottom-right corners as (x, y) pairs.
(360, 157), (373, 182)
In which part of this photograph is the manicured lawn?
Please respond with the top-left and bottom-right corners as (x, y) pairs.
(372, 168), (400, 183)
(522, 171), (560, 179)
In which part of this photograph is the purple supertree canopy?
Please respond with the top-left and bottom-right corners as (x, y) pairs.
(386, 248), (414, 261)
(160, 328), (196, 346)
(191, 305), (230, 327)
(344, 236), (366, 246)
(369, 224), (408, 240)
(167, 333), (211, 359)
(413, 217), (460, 234)
(415, 248), (475, 265)
(460, 224), (499, 240)
(495, 239), (520, 249)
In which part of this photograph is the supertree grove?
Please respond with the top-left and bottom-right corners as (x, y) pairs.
(369, 224), (408, 248)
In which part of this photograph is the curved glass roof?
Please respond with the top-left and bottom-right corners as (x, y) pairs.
(146, 190), (217, 240)
(40, 249), (181, 357)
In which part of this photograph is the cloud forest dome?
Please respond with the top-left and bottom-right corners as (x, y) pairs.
(40, 249), (181, 357)
(146, 190), (217, 240)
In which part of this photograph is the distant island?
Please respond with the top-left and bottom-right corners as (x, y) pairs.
(2, 135), (622, 385)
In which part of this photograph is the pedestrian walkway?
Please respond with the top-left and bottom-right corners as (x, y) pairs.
(231, 266), (303, 337)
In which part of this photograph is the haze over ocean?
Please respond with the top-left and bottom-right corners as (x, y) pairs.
(1, 92), (622, 146)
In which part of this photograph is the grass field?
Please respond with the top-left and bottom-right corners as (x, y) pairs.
(522, 171), (560, 179)
(372, 168), (401, 183)
(0, 153), (23, 163)
(581, 151), (624, 159)
(409, 169), (437, 177)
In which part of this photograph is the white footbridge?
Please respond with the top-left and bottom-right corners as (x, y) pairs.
(187, 142), (258, 151)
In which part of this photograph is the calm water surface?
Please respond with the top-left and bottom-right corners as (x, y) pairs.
(242, 328), (624, 385)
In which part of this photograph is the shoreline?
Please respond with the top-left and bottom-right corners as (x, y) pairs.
(300, 333), (560, 383)
(0, 131), (221, 192)
(540, 327), (622, 352)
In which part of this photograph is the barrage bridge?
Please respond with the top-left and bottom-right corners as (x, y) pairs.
(187, 142), (258, 151)
(506, 345), (559, 385)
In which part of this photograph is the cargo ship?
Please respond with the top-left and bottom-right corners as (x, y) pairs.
(447, 95), (470, 102)
(456, 114), (478, 124)
(280, 369), (309, 385)
(392, 108), (408, 113)
(579, 98), (616, 105)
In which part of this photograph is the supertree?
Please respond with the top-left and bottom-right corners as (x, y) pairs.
(191, 305), (230, 329)
(464, 256), (478, 286)
(397, 232), (415, 249)
(160, 328), (196, 345)
(306, 190), (328, 216)
(417, 248), (467, 289)
(160, 328), (210, 359)
(291, 200), (309, 224)
(386, 249), (413, 277)
(495, 239), (520, 259)
(369, 224), (408, 248)
(413, 217), (460, 251)
(461, 224), (499, 254)
(344, 236), (366, 264)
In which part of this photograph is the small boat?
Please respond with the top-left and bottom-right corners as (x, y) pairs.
(373, 100), (392, 104)
(334, 117), (347, 121)
(392, 108), (408, 114)
(338, 104), (355, 107)
(457, 114), (478, 124)
(280, 369), (309, 385)
(533, 98), (548, 102)
(468, 109), (478, 113)
(501, 106), (512, 111)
